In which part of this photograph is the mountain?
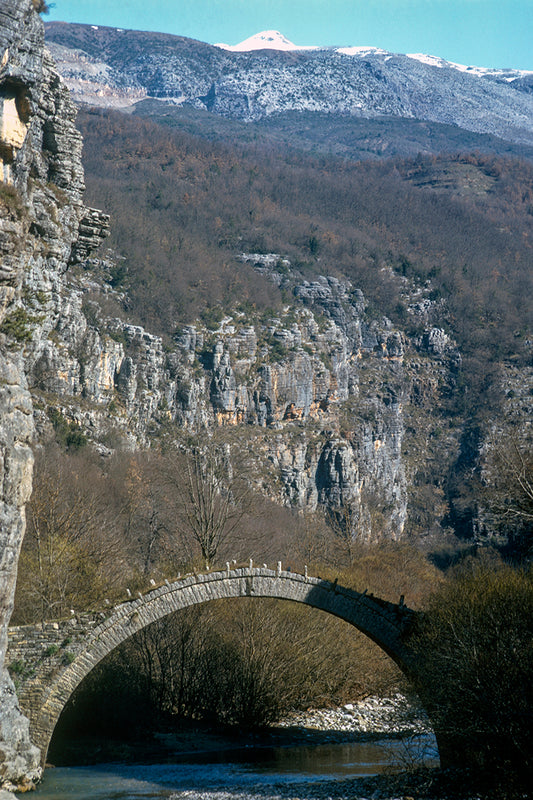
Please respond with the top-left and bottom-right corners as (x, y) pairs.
(215, 30), (316, 52)
(31, 20), (532, 557)
(44, 22), (533, 147)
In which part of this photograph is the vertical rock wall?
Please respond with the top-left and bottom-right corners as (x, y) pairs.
(0, 0), (94, 788)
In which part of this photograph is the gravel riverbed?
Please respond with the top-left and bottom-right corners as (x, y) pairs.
(276, 693), (432, 739)
(39, 696), (510, 800)
(165, 768), (492, 800)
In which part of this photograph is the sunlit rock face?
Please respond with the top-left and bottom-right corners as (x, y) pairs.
(0, 0), (107, 789)
(21, 238), (465, 545)
(0, 91), (29, 183)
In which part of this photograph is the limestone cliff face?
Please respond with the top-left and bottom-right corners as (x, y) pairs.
(23, 246), (461, 546)
(0, 1), (106, 789)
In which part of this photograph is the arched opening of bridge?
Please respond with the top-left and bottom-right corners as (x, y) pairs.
(48, 596), (414, 765)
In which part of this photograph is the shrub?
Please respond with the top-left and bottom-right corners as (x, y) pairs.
(0, 182), (25, 217)
(0, 308), (42, 343)
(32, 0), (50, 14)
(412, 563), (533, 793)
(47, 408), (88, 451)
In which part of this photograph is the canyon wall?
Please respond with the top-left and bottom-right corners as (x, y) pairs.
(23, 246), (461, 544)
(0, 1), (106, 789)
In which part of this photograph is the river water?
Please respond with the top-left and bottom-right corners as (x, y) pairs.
(24, 735), (439, 800)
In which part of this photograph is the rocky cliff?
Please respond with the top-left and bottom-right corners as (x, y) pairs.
(23, 243), (462, 549)
(24, 198), (530, 552)
(0, 1), (107, 790)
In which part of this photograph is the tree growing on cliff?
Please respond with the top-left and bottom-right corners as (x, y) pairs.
(32, 0), (50, 13)
(166, 438), (251, 569)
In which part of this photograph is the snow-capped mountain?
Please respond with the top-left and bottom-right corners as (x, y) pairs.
(44, 22), (533, 147)
(215, 30), (317, 52)
(405, 51), (532, 82)
(215, 30), (533, 85)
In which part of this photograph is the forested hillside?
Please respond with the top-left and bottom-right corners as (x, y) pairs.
(79, 106), (533, 386)
(134, 100), (533, 163)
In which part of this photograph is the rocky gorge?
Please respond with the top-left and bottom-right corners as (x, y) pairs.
(0, 1), (532, 793)
(25, 243), (465, 542)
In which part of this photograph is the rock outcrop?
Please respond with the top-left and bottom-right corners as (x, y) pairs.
(0, 1), (107, 789)
(21, 243), (463, 548)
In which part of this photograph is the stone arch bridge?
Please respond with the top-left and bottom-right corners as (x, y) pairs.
(8, 565), (419, 765)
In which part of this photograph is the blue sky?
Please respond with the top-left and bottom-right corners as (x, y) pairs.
(45, 0), (533, 71)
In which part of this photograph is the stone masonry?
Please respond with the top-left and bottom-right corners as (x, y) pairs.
(7, 566), (418, 766)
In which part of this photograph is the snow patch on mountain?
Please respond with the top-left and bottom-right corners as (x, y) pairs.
(215, 30), (317, 52)
(336, 46), (390, 57)
(406, 52), (533, 81)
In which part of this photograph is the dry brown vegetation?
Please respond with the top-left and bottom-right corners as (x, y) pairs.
(78, 108), (533, 373)
(412, 562), (533, 793)
(14, 443), (441, 624)
(14, 443), (440, 739)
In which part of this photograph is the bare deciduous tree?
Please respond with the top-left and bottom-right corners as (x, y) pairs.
(15, 447), (124, 623)
(485, 436), (533, 557)
(166, 437), (251, 568)
(121, 454), (173, 577)
(412, 564), (533, 791)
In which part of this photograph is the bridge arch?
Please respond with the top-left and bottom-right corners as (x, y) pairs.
(10, 566), (418, 765)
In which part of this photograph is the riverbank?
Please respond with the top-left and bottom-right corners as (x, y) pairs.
(34, 694), (523, 800)
(49, 693), (433, 767)
(161, 767), (522, 800)
(277, 692), (431, 738)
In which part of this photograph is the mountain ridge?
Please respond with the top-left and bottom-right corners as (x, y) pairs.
(216, 28), (533, 83)
(44, 21), (533, 147)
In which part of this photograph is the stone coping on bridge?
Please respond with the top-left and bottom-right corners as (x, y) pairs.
(9, 564), (410, 633)
(8, 565), (416, 687)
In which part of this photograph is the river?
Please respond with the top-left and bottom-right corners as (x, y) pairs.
(23, 734), (439, 800)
